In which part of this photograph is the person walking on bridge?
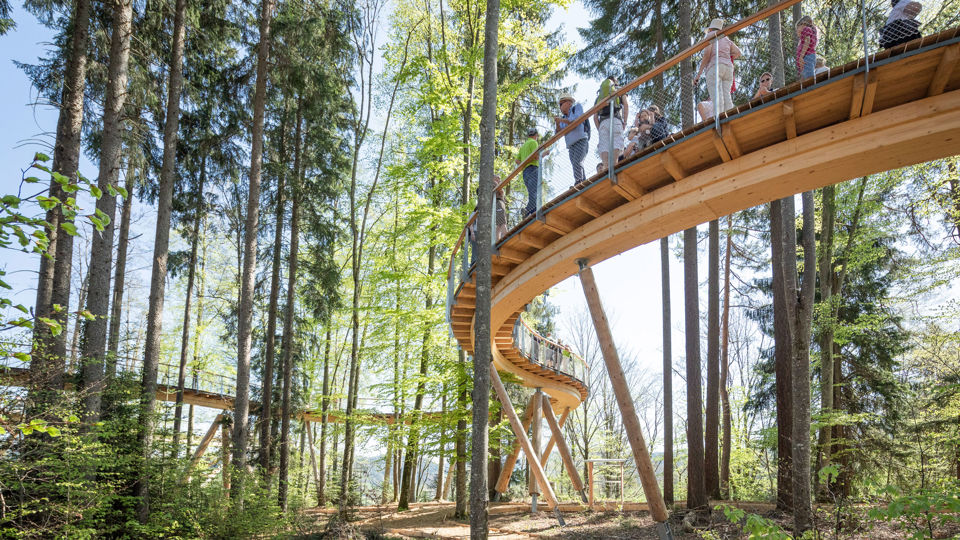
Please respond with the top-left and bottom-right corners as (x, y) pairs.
(594, 76), (628, 173)
(555, 94), (590, 187)
(517, 127), (542, 219)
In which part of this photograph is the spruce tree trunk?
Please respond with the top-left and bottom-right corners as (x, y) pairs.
(780, 193), (816, 533)
(233, 0), (276, 500)
(705, 219), (721, 499)
(79, 0), (132, 427)
(660, 236), (673, 505)
(816, 185), (835, 499)
(719, 217), (733, 499)
(136, 0), (187, 521)
(173, 157), (206, 456)
(260, 107), (289, 481)
(278, 107), (303, 512)
(683, 226), (706, 510)
(30, 0), (92, 406)
(770, 199), (793, 511)
(107, 162), (135, 373)
(318, 329), (331, 506)
(472, 0), (499, 532)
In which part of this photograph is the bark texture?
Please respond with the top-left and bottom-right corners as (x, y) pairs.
(136, 0), (187, 521)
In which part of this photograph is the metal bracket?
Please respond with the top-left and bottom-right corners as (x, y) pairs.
(576, 258), (589, 272)
(553, 507), (566, 527)
(655, 521), (675, 540)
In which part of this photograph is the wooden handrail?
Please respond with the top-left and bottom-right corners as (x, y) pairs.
(517, 316), (589, 376)
(446, 0), (806, 285)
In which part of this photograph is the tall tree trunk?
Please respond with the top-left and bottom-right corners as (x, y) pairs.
(472, 0), (499, 533)
(30, 0), (93, 407)
(719, 216), (733, 499)
(660, 236), (673, 505)
(79, 0), (132, 427)
(70, 267), (89, 369)
(260, 106), (289, 482)
(705, 219), (721, 499)
(683, 226), (706, 510)
(233, 0), (276, 501)
(173, 156), (206, 456)
(278, 106), (303, 512)
(318, 329), (331, 506)
(816, 185), (835, 499)
(136, 0), (187, 521)
(770, 199), (793, 511)
(107, 162), (135, 375)
(778, 193), (816, 532)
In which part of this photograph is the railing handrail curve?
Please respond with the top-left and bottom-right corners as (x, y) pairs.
(446, 0), (806, 287)
(516, 316), (589, 377)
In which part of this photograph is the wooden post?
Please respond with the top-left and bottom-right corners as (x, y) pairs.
(493, 393), (538, 497)
(490, 363), (564, 525)
(441, 458), (455, 500)
(577, 260), (670, 525)
(529, 388), (542, 513)
(541, 407), (569, 463)
(307, 421), (322, 505)
(588, 461), (595, 509)
(541, 394), (587, 503)
(221, 421), (231, 491)
(620, 461), (625, 508)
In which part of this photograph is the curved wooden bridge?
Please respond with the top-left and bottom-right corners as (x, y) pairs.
(446, 1), (960, 530)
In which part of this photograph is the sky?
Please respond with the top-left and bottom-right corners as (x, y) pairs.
(0, 2), (693, 398)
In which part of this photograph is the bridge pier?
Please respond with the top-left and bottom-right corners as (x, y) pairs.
(576, 259), (672, 538)
(529, 388), (542, 513)
(492, 392), (538, 501)
(541, 394), (588, 504)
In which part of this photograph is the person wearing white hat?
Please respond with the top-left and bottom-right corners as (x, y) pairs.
(554, 94), (590, 187)
(694, 18), (741, 117)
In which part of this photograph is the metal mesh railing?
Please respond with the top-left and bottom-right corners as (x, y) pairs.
(446, 0), (959, 355)
(512, 318), (589, 385)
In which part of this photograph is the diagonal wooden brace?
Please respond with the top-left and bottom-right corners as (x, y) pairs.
(577, 259), (670, 525)
(541, 394), (588, 503)
(490, 363), (565, 526)
(493, 392), (538, 497)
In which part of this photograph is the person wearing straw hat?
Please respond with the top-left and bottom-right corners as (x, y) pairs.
(555, 93), (590, 187)
(516, 127), (542, 219)
(694, 18), (741, 117)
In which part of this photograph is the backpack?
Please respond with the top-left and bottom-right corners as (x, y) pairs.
(583, 116), (592, 140)
(594, 78), (623, 120)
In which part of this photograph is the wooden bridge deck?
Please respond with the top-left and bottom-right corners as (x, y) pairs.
(449, 30), (960, 412)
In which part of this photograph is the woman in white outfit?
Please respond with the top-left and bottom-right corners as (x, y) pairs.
(694, 18), (742, 116)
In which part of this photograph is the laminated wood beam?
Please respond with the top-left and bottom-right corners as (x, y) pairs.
(849, 76), (866, 119)
(541, 406), (569, 463)
(862, 71), (879, 116)
(712, 130), (733, 162)
(783, 100), (797, 139)
(516, 231), (549, 250)
(720, 124), (742, 158)
(575, 196), (604, 217)
(187, 413), (224, 479)
(542, 214), (576, 235)
(929, 44), (960, 96)
(612, 181), (643, 201)
(660, 150), (687, 182)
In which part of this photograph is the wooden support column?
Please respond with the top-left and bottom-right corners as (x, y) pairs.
(577, 259), (670, 525)
(490, 364), (565, 525)
(541, 394), (587, 503)
(529, 389), (543, 513)
(493, 393), (538, 497)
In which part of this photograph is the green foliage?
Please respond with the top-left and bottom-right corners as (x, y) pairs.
(717, 504), (796, 540)
(867, 484), (960, 540)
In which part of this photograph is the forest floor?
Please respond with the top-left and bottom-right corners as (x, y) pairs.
(299, 501), (960, 539)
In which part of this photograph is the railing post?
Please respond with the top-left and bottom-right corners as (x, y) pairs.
(535, 150), (544, 221)
(714, 35), (722, 133)
(607, 100), (617, 184)
(861, 0), (871, 76)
